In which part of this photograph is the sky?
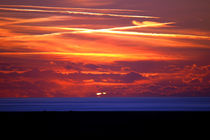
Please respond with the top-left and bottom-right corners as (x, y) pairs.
(0, 0), (210, 97)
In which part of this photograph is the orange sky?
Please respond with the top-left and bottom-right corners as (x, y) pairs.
(0, 0), (210, 97)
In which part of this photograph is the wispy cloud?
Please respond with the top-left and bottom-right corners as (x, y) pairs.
(65, 0), (114, 7)
(78, 30), (210, 40)
(0, 16), (68, 26)
(0, 4), (143, 12)
(1, 18), (209, 41)
(0, 7), (156, 19)
(132, 20), (175, 28)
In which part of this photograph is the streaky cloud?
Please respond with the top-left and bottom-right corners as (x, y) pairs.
(0, 7), (156, 19)
(0, 16), (69, 26)
(132, 20), (175, 28)
(0, 4), (144, 12)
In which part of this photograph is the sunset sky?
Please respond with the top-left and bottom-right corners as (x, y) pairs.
(0, 0), (210, 97)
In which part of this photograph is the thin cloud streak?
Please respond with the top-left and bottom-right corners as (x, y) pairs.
(0, 16), (68, 26)
(1, 23), (210, 41)
(70, 24), (210, 40)
(79, 30), (210, 40)
(0, 52), (184, 61)
(1, 5), (209, 41)
(0, 7), (156, 19)
(0, 4), (143, 12)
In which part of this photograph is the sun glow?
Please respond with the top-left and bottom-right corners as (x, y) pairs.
(96, 92), (107, 96)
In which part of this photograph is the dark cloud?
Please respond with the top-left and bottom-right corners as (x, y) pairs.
(114, 60), (196, 73)
(0, 80), (63, 97)
(0, 69), (146, 83)
(84, 64), (99, 70)
(121, 72), (145, 83)
(0, 65), (209, 97)
(66, 71), (146, 83)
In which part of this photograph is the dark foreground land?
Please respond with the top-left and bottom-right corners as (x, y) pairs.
(1, 111), (210, 137)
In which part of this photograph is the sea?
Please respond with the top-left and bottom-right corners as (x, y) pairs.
(0, 97), (210, 112)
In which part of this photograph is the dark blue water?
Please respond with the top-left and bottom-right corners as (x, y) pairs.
(0, 97), (210, 112)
